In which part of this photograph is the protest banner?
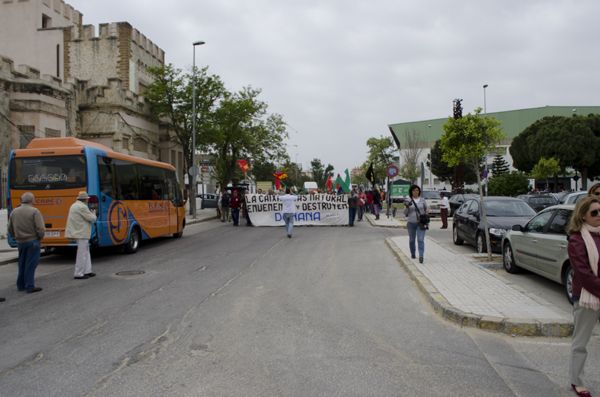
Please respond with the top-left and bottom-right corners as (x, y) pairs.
(246, 194), (349, 226)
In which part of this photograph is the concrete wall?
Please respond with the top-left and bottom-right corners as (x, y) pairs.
(0, 209), (7, 238)
(0, 0), (81, 80)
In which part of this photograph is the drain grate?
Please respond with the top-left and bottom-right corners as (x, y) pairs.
(115, 270), (145, 276)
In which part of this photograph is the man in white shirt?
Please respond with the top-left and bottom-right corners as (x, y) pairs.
(439, 192), (450, 229)
(278, 188), (298, 238)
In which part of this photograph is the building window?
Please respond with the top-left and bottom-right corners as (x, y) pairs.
(18, 125), (35, 149)
(42, 14), (51, 29)
(122, 137), (129, 151)
(45, 128), (61, 138)
(133, 137), (148, 152)
(56, 44), (60, 77)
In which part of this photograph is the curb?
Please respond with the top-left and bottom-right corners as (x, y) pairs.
(365, 214), (406, 229)
(185, 215), (218, 226)
(384, 237), (573, 337)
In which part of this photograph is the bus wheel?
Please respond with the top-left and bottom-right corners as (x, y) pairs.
(173, 231), (183, 238)
(124, 228), (140, 254)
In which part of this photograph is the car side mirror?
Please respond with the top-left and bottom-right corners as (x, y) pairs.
(511, 224), (523, 232)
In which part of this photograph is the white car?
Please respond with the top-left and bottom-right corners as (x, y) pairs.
(422, 190), (442, 216)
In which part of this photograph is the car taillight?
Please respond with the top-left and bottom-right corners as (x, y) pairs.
(88, 195), (99, 218)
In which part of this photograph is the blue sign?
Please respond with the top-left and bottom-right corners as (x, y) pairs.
(387, 165), (399, 178)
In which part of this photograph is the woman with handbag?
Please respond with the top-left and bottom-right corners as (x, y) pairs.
(403, 185), (430, 263)
(567, 196), (600, 397)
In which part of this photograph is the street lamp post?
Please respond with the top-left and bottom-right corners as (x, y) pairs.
(483, 84), (488, 196)
(295, 153), (299, 187)
(191, 40), (205, 219)
(428, 124), (432, 188)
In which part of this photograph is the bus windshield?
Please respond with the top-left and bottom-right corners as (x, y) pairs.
(10, 155), (87, 190)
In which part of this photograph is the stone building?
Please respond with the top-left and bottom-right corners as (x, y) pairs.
(0, 0), (185, 206)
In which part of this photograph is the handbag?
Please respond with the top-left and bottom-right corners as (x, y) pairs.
(412, 198), (430, 229)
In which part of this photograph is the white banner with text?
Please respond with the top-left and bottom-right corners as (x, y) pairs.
(246, 194), (349, 226)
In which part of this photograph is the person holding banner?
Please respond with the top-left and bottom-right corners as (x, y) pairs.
(278, 188), (298, 238)
(348, 189), (358, 226)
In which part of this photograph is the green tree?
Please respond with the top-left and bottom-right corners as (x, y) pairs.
(487, 171), (531, 197)
(398, 128), (425, 184)
(310, 158), (334, 188)
(251, 161), (277, 182)
(145, 64), (226, 214)
(204, 87), (289, 190)
(427, 139), (480, 186)
(531, 157), (561, 192)
(363, 136), (397, 185)
(491, 154), (510, 177)
(441, 107), (505, 260)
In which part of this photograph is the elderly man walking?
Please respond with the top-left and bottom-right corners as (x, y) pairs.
(7, 192), (46, 293)
(65, 191), (98, 280)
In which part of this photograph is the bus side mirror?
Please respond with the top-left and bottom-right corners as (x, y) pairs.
(183, 189), (188, 201)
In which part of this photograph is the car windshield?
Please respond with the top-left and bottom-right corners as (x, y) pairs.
(483, 200), (537, 217)
(422, 191), (440, 199)
(530, 197), (557, 205)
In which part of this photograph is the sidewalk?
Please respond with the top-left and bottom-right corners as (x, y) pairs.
(364, 213), (406, 228)
(385, 235), (573, 337)
(0, 209), (218, 266)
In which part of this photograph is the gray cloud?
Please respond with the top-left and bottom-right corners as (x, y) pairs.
(68, 0), (600, 174)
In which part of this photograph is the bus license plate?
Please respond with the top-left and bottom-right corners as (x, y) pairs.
(45, 231), (60, 237)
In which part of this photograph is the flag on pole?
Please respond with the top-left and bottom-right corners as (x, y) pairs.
(335, 170), (351, 194)
(366, 162), (375, 184)
(237, 159), (250, 172)
(272, 172), (288, 190)
(325, 174), (333, 190)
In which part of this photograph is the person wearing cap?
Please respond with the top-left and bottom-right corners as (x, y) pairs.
(230, 190), (241, 226)
(7, 192), (46, 293)
(65, 191), (98, 280)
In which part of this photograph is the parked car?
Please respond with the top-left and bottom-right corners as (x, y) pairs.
(501, 204), (575, 302)
(516, 194), (557, 212)
(550, 192), (568, 202)
(558, 191), (587, 205)
(198, 193), (218, 209)
(453, 197), (537, 253)
(448, 194), (478, 216)
(421, 190), (443, 216)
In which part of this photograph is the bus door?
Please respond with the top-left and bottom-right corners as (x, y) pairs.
(97, 156), (119, 246)
(166, 171), (180, 234)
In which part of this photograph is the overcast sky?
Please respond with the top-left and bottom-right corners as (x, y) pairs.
(68, 0), (600, 175)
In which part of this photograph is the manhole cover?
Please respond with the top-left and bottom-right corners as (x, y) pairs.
(115, 270), (145, 276)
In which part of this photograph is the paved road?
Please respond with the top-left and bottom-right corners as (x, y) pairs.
(0, 220), (593, 396)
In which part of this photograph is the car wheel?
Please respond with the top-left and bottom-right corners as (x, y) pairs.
(477, 232), (487, 253)
(453, 225), (464, 245)
(124, 227), (140, 254)
(503, 242), (520, 274)
(564, 264), (574, 304)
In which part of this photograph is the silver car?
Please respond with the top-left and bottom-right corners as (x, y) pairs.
(501, 204), (574, 302)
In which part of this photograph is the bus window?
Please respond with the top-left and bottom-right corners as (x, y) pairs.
(10, 155), (87, 190)
(165, 169), (183, 206)
(137, 164), (167, 200)
(97, 156), (115, 198)
(114, 160), (139, 200)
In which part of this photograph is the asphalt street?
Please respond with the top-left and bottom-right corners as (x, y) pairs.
(0, 219), (595, 396)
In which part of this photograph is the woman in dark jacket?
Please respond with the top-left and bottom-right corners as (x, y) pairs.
(567, 196), (600, 397)
(348, 189), (358, 226)
(373, 190), (382, 220)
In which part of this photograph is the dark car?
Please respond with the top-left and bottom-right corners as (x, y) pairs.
(453, 197), (537, 253)
(448, 194), (478, 216)
(198, 193), (218, 209)
(516, 194), (557, 212)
